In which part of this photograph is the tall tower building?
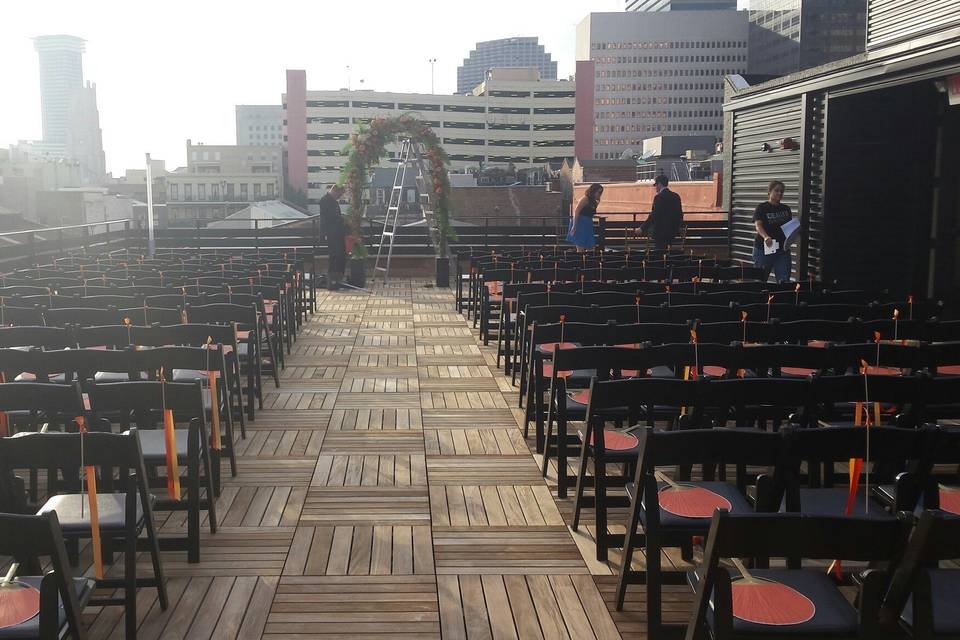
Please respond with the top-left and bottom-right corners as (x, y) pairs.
(31, 34), (106, 183)
(457, 37), (557, 94)
(33, 35), (86, 145)
(626, 0), (736, 10)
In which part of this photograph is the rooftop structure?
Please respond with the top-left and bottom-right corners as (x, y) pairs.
(457, 36), (557, 95)
(283, 68), (575, 211)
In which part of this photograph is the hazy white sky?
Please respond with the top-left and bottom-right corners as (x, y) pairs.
(1, 0), (748, 175)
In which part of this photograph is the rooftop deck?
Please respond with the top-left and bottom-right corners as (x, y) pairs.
(77, 279), (678, 639)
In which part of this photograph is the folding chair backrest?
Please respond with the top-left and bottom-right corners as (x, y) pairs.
(0, 381), (84, 416)
(43, 307), (118, 328)
(774, 319), (861, 345)
(118, 306), (184, 327)
(0, 326), (73, 349)
(696, 321), (775, 345)
(184, 302), (257, 330)
(130, 323), (237, 349)
(609, 322), (691, 346)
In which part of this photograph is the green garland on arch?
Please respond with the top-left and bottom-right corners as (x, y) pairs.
(338, 114), (455, 258)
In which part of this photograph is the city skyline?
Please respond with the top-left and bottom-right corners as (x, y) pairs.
(0, 0), (616, 175)
(1, 0), (750, 176)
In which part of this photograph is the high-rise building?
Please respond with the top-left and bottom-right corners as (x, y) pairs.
(457, 37), (557, 95)
(575, 11), (748, 161)
(33, 35), (85, 144)
(236, 105), (284, 146)
(747, 0), (867, 76)
(31, 34), (106, 183)
(626, 0), (736, 10)
(284, 68), (575, 211)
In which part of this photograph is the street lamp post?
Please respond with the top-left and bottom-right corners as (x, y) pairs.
(429, 58), (436, 94)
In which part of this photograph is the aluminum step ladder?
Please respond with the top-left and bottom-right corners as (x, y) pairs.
(373, 139), (436, 281)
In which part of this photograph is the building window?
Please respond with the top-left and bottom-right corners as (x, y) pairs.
(267, 183), (275, 198)
(169, 184), (179, 200)
(254, 183), (262, 199)
(489, 106), (530, 115)
(443, 104), (485, 113)
(397, 102), (441, 111)
(197, 184), (206, 200)
(240, 183), (248, 200)
(443, 121), (485, 130)
(226, 183), (235, 199)
(184, 184), (193, 200)
(306, 100), (349, 107)
(488, 123), (530, 131)
(212, 184), (220, 200)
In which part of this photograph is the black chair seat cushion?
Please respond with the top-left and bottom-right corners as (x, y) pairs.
(785, 488), (893, 519)
(634, 481), (753, 528)
(648, 365), (676, 378)
(902, 569), (960, 635)
(127, 428), (192, 462)
(0, 576), (95, 639)
(37, 493), (144, 533)
(687, 567), (858, 636)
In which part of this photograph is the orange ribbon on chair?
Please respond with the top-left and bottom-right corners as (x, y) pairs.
(160, 369), (181, 500)
(75, 415), (103, 579)
(0, 373), (8, 437)
(206, 338), (222, 451)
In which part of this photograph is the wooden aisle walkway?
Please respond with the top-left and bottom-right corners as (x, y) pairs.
(84, 280), (675, 639)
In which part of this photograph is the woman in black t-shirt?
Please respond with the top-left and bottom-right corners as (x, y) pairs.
(752, 180), (793, 283)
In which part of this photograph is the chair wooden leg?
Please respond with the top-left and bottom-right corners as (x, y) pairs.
(616, 483), (647, 610)
(571, 420), (594, 531)
(594, 450), (609, 563)
(125, 532), (138, 639)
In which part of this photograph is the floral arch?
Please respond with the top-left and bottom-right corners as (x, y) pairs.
(339, 114), (454, 256)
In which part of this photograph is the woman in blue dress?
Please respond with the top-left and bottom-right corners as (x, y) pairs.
(567, 183), (603, 251)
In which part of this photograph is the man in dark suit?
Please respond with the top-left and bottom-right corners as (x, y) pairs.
(640, 175), (683, 251)
(319, 184), (346, 290)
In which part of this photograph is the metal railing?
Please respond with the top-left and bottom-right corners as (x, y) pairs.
(0, 212), (730, 269)
(0, 219), (134, 268)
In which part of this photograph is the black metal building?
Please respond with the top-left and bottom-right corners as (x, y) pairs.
(723, 0), (960, 303)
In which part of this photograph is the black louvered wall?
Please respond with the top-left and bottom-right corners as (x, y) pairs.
(867, 0), (960, 50)
(803, 94), (827, 281)
(728, 98), (804, 266)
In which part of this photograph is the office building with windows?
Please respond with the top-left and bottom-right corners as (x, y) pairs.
(160, 140), (282, 224)
(457, 37), (557, 95)
(284, 68), (575, 211)
(236, 105), (284, 146)
(747, 0), (867, 76)
(575, 10), (748, 161)
(626, 0), (736, 10)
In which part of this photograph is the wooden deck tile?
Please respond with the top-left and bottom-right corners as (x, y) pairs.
(329, 408), (423, 431)
(311, 454), (427, 486)
(434, 527), (587, 575)
(427, 456), (545, 486)
(438, 574), (621, 639)
(266, 576), (440, 638)
(300, 487), (431, 525)
(424, 428), (529, 455)
(283, 526), (434, 575)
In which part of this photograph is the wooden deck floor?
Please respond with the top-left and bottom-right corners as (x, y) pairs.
(83, 280), (679, 639)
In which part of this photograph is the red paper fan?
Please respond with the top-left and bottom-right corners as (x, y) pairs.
(539, 342), (578, 354)
(703, 366), (727, 377)
(937, 365), (960, 376)
(568, 390), (591, 405)
(658, 484), (732, 518)
(732, 577), (816, 626)
(863, 365), (902, 376)
(542, 364), (572, 379)
(615, 343), (643, 349)
(807, 340), (829, 349)
(586, 429), (639, 451)
(0, 581), (40, 630)
(940, 486), (960, 516)
(781, 367), (817, 377)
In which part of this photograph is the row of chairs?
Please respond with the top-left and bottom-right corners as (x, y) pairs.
(0, 380), (219, 639)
